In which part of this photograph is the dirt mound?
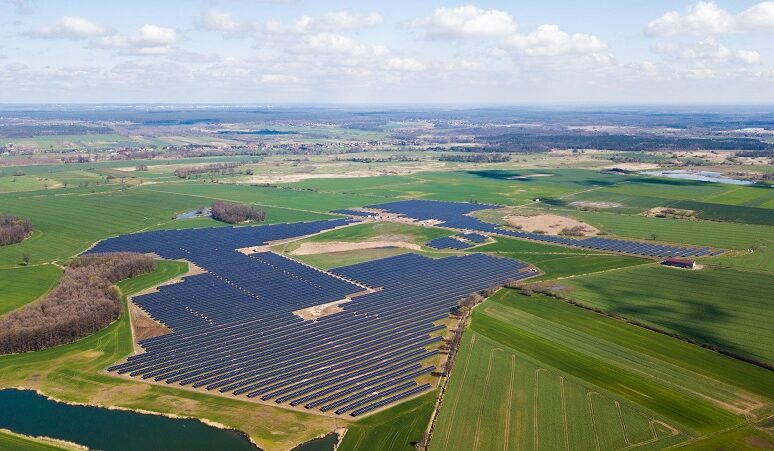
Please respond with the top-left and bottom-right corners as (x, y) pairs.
(504, 214), (599, 236)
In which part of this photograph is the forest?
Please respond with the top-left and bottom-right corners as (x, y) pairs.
(211, 200), (266, 224)
(0, 214), (33, 246)
(0, 252), (155, 354)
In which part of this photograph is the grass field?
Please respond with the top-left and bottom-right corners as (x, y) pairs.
(430, 290), (773, 450)
(472, 237), (651, 279)
(0, 430), (69, 451)
(0, 260), (342, 451)
(0, 264), (62, 315)
(563, 265), (774, 364)
(572, 211), (774, 249)
(431, 331), (689, 451)
(0, 185), (334, 268)
(338, 392), (436, 451)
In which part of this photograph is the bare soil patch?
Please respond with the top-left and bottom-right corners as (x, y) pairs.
(569, 201), (623, 209)
(293, 299), (352, 321)
(603, 163), (661, 171)
(130, 303), (170, 343)
(644, 207), (697, 219)
(291, 240), (421, 255)
(504, 214), (599, 236)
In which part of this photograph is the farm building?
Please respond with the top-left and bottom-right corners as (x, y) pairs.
(661, 258), (696, 269)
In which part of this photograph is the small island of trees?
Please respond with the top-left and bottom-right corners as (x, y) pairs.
(211, 200), (266, 224)
(0, 252), (155, 354)
(0, 214), (33, 246)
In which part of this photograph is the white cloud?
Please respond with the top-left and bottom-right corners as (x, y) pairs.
(95, 25), (179, 56)
(32, 16), (107, 39)
(386, 57), (427, 72)
(200, 10), (239, 32)
(130, 25), (178, 47)
(656, 38), (761, 65)
(262, 10), (383, 35)
(299, 33), (388, 58)
(646, 1), (774, 36)
(737, 2), (774, 31)
(410, 5), (517, 38)
(260, 73), (300, 83)
(504, 24), (607, 56)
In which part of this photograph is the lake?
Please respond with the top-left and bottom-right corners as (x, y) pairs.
(0, 389), (257, 451)
(640, 170), (755, 185)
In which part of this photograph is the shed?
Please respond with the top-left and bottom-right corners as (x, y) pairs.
(661, 258), (696, 269)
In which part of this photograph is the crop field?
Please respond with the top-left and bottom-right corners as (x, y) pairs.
(571, 211), (774, 249)
(0, 260), (340, 451)
(431, 332), (688, 451)
(0, 161), (772, 450)
(431, 290), (773, 450)
(338, 391), (436, 451)
(0, 265), (62, 315)
(563, 265), (774, 364)
(473, 237), (650, 279)
(0, 430), (67, 451)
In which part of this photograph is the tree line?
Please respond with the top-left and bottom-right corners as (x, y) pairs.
(0, 252), (155, 354)
(211, 200), (266, 224)
(0, 214), (33, 246)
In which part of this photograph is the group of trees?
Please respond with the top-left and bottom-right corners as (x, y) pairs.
(211, 200), (266, 224)
(0, 214), (33, 246)
(174, 162), (243, 179)
(438, 153), (511, 163)
(0, 252), (155, 354)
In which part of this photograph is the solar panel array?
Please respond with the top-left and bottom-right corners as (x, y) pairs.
(331, 209), (374, 217)
(426, 236), (473, 250)
(369, 200), (719, 258)
(458, 232), (488, 243)
(91, 221), (532, 416)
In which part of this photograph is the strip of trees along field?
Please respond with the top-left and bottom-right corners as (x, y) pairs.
(211, 201), (266, 224)
(0, 214), (32, 246)
(0, 253), (154, 354)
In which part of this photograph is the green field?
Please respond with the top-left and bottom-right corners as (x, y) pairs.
(562, 265), (774, 364)
(0, 264), (62, 315)
(572, 211), (774, 249)
(0, 260), (342, 451)
(473, 237), (651, 279)
(430, 290), (773, 450)
(0, 430), (69, 451)
(338, 392), (436, 451)
(0, 185), (335, 268)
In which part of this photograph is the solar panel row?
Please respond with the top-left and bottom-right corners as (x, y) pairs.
(425, 236), (473, 250)
(369, 200), (721, 258)
(92, 220), (532, 416)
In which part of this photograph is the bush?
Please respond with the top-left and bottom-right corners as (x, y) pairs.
(0, 252), (155, 354)
(211, 200), (266, 224)
(0, 214), (33, 246)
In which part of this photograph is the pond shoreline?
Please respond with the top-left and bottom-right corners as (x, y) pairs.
(1, 387), (261, 450)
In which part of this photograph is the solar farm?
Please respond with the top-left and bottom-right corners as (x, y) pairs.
(366, 200), (723, 258)
(89, 220), (533, 417)
(1, 162), (772, 451)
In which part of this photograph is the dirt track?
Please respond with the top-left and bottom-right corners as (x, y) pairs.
(290, 240), (421, 255)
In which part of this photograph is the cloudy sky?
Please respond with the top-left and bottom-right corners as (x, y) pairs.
(1, 0), (773, 104)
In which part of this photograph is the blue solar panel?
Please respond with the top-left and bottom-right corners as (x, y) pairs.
(369, 200), (723, 258)
(97, 219), (532, 416)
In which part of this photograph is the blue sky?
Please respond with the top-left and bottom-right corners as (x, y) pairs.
(1, 0), (773, 103)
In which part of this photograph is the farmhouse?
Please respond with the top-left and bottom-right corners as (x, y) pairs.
(661, 258), (697, 269)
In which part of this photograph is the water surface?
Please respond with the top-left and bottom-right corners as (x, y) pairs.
(640, 170), (754, 185)
(0, 389), (256, 451)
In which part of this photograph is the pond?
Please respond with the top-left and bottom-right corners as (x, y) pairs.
(0, 389), (257, 451)
(175, 208), (212, 220)
(291, 433), (339, 451)
(640, 170), (755, 185)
